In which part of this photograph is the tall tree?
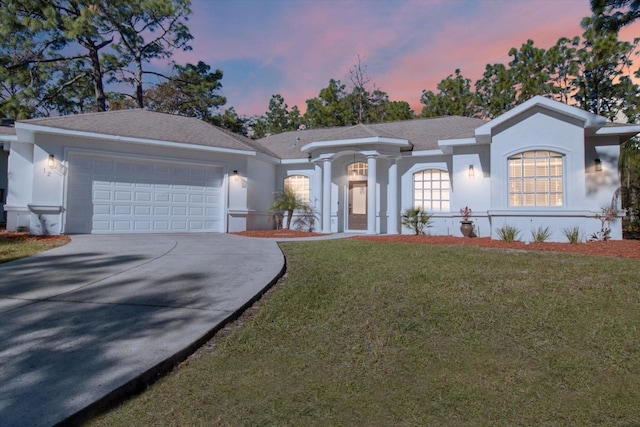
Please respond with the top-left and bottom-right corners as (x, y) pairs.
(0, 0), (195, 116)
(420, 69), (478, 118)
(264, 94), (294, 134)
(546, 37), (581, 104)
(349, 54), (373, 124)
(591, 0), (640, 31)
(0, 27), (55, 118)
(101, 0), (193, 108)
(508, 40), (556, 101)
(210, 107), (250, 136)
(573, 17), (638, 121)
(144, 61), (226, 119)
(474, 64), (518, 119)
(304, 79), (355, 128)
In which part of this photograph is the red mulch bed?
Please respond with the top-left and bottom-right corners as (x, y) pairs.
(0, 231), (71, 244)
(353, 235), (640, 260)
(233, 230), (640, 260)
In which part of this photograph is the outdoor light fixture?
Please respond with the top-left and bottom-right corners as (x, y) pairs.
(233, 170), (239, 181)
(468, 164), (475, 179)
(48, 154), (55, 169)
(594, 158), (602, 172)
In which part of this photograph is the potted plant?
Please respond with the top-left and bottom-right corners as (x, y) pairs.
(459, 206), (476, 237)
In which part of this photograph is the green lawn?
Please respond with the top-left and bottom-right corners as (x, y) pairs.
(91, 240), (640, 426)
(0, 234), (69, 264)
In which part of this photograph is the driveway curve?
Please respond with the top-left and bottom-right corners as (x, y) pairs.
(0, 233), (284, 427)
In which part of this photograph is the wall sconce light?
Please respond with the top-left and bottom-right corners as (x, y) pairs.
(468, 164), (475, 179)
(47, 154), (55, 169)
(233, 170), (239, 181)
(594, 158), (602, 172)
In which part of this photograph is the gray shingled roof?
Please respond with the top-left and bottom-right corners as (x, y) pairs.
(260, 116), (487, 159)
(21, 109), (276, 156)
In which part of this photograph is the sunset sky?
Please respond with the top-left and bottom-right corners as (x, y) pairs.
(171, 0), (640, 117)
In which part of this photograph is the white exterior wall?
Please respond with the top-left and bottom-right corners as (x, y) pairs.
(450, 146), (492, 237)
(5, 141), (34, 230)
(487, 110), (618, 242)
(244, 156), (276, 230)
(9, 132), (261, 234)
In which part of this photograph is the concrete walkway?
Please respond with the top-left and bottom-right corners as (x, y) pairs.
(0, 233), (285, 427)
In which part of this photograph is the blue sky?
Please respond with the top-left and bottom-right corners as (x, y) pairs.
(166, 0), (639, 117)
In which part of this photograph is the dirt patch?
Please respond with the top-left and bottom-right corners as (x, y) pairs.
(0, 231), (71, 244)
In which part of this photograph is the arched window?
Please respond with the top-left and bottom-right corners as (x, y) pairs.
(413, 169), (450, 211)
(284, 175), (310, 202)
(347, 162), (367, 179)
(508, 151), (563, 206)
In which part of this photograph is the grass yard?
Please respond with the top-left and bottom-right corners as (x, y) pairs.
(0, 232), (70, 263)
(91, 240), (640, 426)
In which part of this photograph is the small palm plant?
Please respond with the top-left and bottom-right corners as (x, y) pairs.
(269, 186), (309, 230)
(401, 207), (433, 235)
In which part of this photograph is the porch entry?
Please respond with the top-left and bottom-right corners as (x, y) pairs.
(348, 180), (367, 230)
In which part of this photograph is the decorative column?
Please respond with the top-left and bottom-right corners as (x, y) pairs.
(387, 158), (399, 234)
(366, 155), (377, 234)
(314, 162), (322, 213)
(322, 158), (332, 233)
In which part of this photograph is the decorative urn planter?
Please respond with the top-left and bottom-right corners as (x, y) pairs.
(460, 221), (474, 238)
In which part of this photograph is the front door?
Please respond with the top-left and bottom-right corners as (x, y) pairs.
(348, 181), (367, 230)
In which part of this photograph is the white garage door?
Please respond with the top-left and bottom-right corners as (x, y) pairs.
(66, 153), (224, 234)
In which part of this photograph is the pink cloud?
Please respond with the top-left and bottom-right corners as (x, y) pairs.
(167, 0), (640, 117)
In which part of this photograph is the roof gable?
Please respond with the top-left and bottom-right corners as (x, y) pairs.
(475, 96), (606, 143)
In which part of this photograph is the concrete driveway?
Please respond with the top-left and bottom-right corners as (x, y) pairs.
(0, 233), (284, 427)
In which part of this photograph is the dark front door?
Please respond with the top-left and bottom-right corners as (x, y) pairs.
(348, 181), (367, 230)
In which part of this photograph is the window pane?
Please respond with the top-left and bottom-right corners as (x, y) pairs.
(284, 175), (310, 202)
(536, 163), (549, 177)
(510, 162), (522, 178)
(509, 151), (563, 207)
(523, 159), (536, 177)
(413, 169), (450, 212)
(523, 179), (536, 192)
(536, 193), (549, 205)
(535, 180), (549, 192)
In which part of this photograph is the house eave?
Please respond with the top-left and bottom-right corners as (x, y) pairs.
(301, 136), (411, 153)
(438, 137), (478, 154)
(280, 158), (312, 165)
(594, 125), (640, 141)
(16, 123), (261, 157)
(409, 149), (446, 157)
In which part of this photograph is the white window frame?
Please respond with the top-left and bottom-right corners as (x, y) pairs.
(284, 174), (310, 203)
(508, 150), (564, 207)
(413, 169), (450, 212)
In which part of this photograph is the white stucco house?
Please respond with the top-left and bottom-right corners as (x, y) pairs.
(1, 96), (639, 241)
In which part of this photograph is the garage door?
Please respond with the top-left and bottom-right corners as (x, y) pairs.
(66, 153), (224, 234)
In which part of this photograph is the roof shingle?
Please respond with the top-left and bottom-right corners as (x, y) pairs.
(260, 116), (487, 159)
(22, 109), (276, 156)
